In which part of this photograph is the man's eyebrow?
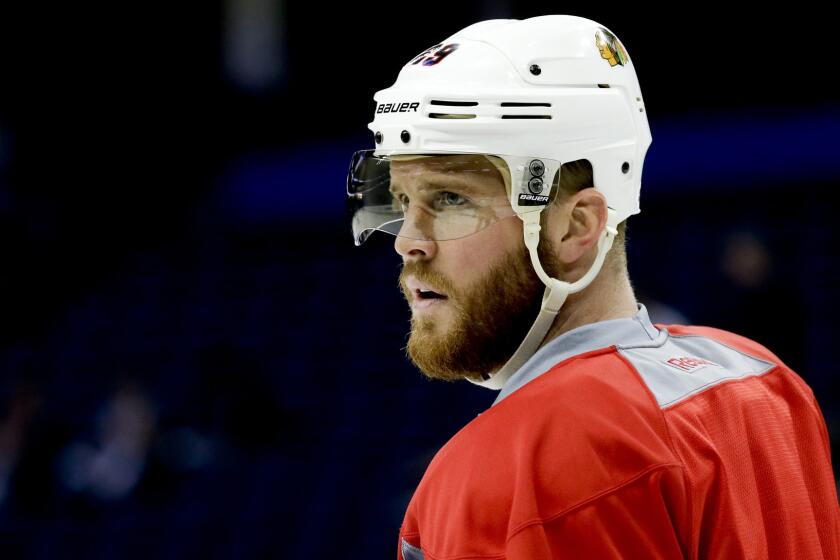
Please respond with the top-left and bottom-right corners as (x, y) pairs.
(388, 173), (486, 193)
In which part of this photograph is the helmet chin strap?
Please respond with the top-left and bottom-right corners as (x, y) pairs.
(467, 208), (619, 390)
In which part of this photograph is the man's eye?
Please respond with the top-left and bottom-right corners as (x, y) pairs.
(437, 191), (468, 207)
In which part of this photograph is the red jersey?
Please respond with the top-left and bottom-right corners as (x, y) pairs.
(398, 303), (840, 559)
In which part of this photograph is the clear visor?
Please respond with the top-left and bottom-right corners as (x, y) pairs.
(347, 150), (560, 245)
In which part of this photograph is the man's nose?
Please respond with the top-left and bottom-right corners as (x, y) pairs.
(394, 207), (437, 260)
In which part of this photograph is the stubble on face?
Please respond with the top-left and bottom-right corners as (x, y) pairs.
(398, 236), (559, 382)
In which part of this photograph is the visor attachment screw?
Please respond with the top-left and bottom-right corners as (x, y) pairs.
(529, 64), (541, 76)
(374, 131), (383, 144)
(528, 177), (544, 194)
(400, 130), (411, 143)
(622, 162), (630, 174)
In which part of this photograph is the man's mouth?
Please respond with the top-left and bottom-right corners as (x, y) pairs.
(405, 276), (449, 305)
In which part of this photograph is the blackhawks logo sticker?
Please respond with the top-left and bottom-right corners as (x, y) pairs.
(595, 28), (628, 67)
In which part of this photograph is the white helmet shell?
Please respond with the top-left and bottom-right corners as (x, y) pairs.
(368, 14), (651, 224)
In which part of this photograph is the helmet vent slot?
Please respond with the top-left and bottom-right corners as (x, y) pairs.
(429, 100), (478, 106)
(500, 102), (551, 107)
(429, 113), (477, 119)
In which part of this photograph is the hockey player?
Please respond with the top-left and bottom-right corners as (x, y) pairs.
(346, 14), (840, 559)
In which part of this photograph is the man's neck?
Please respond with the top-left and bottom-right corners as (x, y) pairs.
(537, 269), (638, 351)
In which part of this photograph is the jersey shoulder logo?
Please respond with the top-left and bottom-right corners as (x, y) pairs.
(663, 355), (722, 373)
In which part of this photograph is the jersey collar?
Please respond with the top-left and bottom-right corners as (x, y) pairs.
(491, 302), (660, 406)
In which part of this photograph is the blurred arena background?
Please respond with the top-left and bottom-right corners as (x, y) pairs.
(0, 2), (837, 558)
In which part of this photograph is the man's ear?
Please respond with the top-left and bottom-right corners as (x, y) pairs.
(553, 188), (608, 265)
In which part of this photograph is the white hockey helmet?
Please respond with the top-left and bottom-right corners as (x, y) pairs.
(347, 15), (652, 389)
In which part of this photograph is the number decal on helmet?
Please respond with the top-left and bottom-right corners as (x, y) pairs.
(409, 43), (459, 66)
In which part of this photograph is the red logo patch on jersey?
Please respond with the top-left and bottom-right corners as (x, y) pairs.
(664, 356), (721, 373)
